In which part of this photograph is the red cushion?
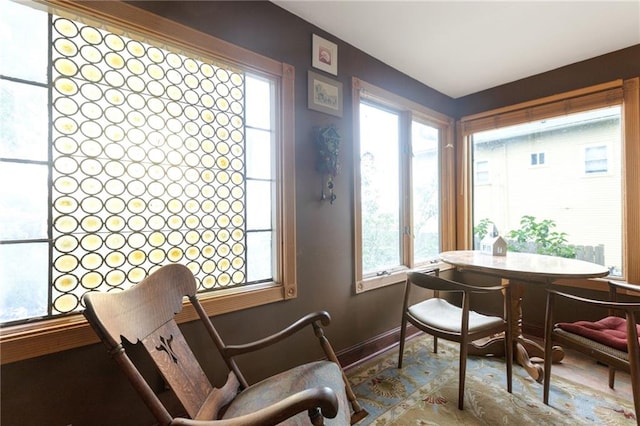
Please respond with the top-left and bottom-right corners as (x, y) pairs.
(556, 316), (640, 352)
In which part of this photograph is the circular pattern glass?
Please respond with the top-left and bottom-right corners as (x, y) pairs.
(54, 275), (78, 292)
(127, 267), (147, 284)
(202, 260), (216, 274)
(80, 234), (103, 251)
(54, 18), (79, 38)
(54, 215), (78, 233)
(106, 251), (126, 268)
(81, 197), (103, 215)
(54, 136), (78, 155)
(81, 272), (103, 289)
(54, 254), (78, 273)
(105, 179), (126, 196)
(54, 294), (79, 314)
(149, 249), (166, 264)
(128, 232), (147, 249)
(106, 270), (126, 287)
(167, 248), (183, 262)
(80, 45), (102, 64)
(128, 250), (146, 266)
(105, 234), (126, 250)
(105, 34), (125, 51)
(54, 196), (79, 215)
(54, 77), (78, 96)
(81, 215), (103, 232)
(55, 235), (79, 253)
(47, 21), (263, 309)
(148, 231), (166, 247)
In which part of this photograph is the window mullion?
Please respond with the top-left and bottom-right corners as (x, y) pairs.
(47, 11), (55, 318)
(399, 111), (412, 267)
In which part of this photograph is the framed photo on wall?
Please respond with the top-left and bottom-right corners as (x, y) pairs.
(312, 34), (338, 76)
(308, 70), (343, 117)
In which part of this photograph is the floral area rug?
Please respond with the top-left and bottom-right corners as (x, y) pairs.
(348, 335), (636, 425)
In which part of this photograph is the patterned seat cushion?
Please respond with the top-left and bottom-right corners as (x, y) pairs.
(222, 360), (350, 425)
(556, 316), (640, 352)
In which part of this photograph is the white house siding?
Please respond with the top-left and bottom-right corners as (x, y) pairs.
(473, 112), (622, 272)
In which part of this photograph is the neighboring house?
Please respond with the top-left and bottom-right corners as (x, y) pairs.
(473, 107), (622, 271)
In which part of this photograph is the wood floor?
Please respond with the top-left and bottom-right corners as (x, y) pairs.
(533, 339), (634, 404)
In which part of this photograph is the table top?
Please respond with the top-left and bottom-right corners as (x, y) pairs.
(439, 250), (610, 282)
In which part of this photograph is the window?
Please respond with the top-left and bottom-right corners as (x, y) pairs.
(530, 152), (545, 166)
(352, 78), (454, 293)
(460, 79), (640, 284)
(584, 145), (608, 174)
(475, 160), (490, 184)
(0, 0), (295, 362)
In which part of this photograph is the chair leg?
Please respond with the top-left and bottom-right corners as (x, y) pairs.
(505, 326), (513, 394)
(458, 342), (467, 410)
(308, 407), (324, 426)
(398, 316), (407, 369)
(313, 323), (368, 424)
(608, 366), (616, 389)
(543, 295), (554, 405)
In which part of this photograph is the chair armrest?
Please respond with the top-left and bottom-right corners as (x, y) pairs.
(609, 280), (640, 294)
(223, 311), (331, 357)
(453, 282), (506, 294)
(170, 386), (338, 425)
(548, 289), (640, 310)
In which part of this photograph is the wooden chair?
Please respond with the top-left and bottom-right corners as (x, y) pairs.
(398, 268), (513, 410)
(543, 280), (640, 424)
(83, 263), (368, 425)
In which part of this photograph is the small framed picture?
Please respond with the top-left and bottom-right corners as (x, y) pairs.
(308, 71), (343, 117)
(312, 34), (337, 76)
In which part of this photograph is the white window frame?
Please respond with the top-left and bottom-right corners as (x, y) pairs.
(475, 160), (490, 184)
(583, 143), (609, 175)
(530, 152), (546, 167)
(352, 78), (455, 293)
(0, 0), (296, 364)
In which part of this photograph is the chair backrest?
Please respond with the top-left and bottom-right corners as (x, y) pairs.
(83, 264), (222, 422)
(407, 270), (467, 293)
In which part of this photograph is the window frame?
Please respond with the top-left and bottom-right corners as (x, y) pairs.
(475, 159), (490, 184)
(352, 78), (455, 293)
(457, 78), (640, 288)
(583, 143), (610, 175)
(530, 152), (545, 167)
(0, 0), (296, 364)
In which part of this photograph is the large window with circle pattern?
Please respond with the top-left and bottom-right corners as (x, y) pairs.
(0, 1), (294, 326)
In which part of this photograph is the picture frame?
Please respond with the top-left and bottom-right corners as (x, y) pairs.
(312, 34), (338, 76)
(308, 70), (343, 117)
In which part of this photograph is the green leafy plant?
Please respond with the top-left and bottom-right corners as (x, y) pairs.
(507, 215), (576, 258)
(474, 218), (494, 241)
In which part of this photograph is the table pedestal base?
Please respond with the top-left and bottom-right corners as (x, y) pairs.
(468, 279), (565, 383)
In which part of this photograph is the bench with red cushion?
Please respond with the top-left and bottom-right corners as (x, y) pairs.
(556, 316), (640, 352)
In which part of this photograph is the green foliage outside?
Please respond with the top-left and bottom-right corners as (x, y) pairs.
(475, 215), (576, 258)
(473, 218), (495, 242)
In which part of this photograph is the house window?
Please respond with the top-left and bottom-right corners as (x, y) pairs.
(584, 145), (608, 174)
(475, 160), (490, 184)
(353, 78), (454, 293)
(531, 152), (545, 166)
(0, 0), (295, 330)
(461, 80), (640, 282)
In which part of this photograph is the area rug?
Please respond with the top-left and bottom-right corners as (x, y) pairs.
(348, 335), (636, 425)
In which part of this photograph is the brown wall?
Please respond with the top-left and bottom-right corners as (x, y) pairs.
(1, 2), (638, 425)
(455, 44), (640, 117)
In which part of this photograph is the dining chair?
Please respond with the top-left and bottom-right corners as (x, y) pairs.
(398, 268), (513, 409)
(83, 263), (368, 425)
(543, 280), (640, 424)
